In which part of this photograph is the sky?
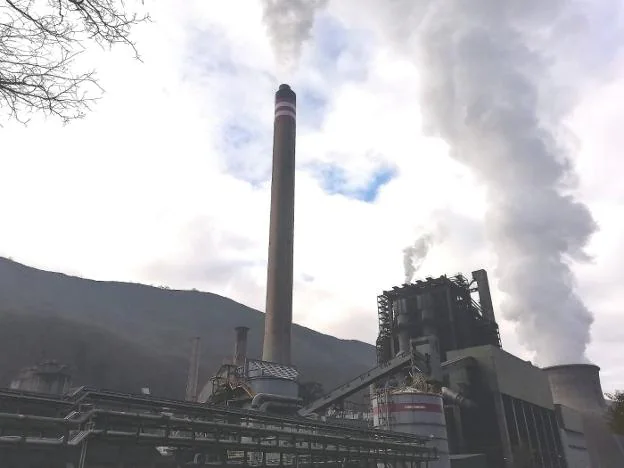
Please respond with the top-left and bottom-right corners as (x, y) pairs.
(1, 0), (623, 392)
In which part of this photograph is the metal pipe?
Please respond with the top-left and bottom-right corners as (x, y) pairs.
(0, 388), (427, 443)
(263, 84), (297, 365)
(258, 400), (301, 413)
(441, 387), (476, 409)
(250, 392), (302, 410)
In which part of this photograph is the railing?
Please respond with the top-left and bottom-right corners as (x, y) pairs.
(0, 407), (438, 465)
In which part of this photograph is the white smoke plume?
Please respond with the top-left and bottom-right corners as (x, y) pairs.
(384, 0), (598, 365)
(261, 0), (328, 71)
(403, 233), (433, 284)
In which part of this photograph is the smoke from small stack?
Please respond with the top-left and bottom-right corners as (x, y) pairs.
(389, 1), (596, 365)
(261, 0), (328, 71)
(403, 233), (433, 283)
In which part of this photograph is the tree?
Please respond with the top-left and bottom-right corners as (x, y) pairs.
(298, 381), (325, 405)
(0, 0), (148, 123)
(606, 390), (624, 435)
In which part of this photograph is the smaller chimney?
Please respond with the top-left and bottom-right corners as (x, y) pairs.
(472, 269), (496, 322)
(233, 327), (250, 367)
(185, 337), (201, 402)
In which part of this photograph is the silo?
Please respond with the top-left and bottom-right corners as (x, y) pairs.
(372, 389), (450, 468)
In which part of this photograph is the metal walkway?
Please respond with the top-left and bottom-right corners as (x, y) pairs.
(0, 388), (438, 467)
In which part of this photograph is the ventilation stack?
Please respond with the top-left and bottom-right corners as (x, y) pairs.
(263, 84), (297, 366)
(233, 326), (249, 367)
(185, 337), (201, 402)
(471, 269), (496, 322)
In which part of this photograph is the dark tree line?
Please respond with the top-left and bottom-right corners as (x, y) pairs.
(606, 390), (624, 435)
(0, 0), (148, 123)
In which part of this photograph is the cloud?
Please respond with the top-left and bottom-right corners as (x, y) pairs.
(0, 0), (623, 391)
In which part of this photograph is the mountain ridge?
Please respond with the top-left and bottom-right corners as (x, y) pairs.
(0, 256), (377, 398)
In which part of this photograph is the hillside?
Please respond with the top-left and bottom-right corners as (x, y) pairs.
(0, 257), (377, 397)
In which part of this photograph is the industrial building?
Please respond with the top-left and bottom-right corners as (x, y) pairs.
(0, 84), (622, 468)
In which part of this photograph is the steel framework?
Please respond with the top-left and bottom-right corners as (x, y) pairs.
(0, 388), (438, 467)
(376, 274), (501, 363)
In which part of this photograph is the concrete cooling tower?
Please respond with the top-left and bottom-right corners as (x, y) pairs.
(544, 364), (624, 468)
(544, 364), (606, 413)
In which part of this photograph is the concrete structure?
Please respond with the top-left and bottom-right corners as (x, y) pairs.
(544, 364), (624, 468)
(446, 345), (567, 468)
(263, 84), (297, 366)
(184, 336), (200, 402)
(471, 269), (495, 322)
(233, 326), (249, 367)
(9, 360), (71, 395)
(544, 364), (606, 413)
(555, 404), (591, 467)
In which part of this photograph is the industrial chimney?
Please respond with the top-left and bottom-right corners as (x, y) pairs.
(262, 84), (296, 365)
(185, 337), (201, 402)
(233, 326), (249, 367)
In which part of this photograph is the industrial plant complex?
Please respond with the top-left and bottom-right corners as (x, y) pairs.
(0, 85), (622, 468)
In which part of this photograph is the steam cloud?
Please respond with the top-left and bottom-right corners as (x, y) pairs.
(403, 234), (433, 284)
(261, 0), (328, 70)
(392, 1), (597, 365)
(259, 0), (599, 364)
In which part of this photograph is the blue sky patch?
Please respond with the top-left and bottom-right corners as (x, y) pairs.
(311, 162), (397, 203)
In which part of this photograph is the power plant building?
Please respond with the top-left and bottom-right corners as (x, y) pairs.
(444, 345), (570, 467)
(1, 84), (623, 468)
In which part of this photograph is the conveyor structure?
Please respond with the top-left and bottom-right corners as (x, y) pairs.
(0, 387), (438, 467)
(298, 337), (442, 417)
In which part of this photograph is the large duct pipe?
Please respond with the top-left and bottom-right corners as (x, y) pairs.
(543, 364), (606, 413)
(233, 326), (249, 367)
(263, 84), (297, 365)
(471, 269), (496, 322)
(441, 387), (476, 409)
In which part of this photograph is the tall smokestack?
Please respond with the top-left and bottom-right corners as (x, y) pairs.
(185, 336), (200, 402)
(233, 326), (250, 367)
(263, 84), (296, 365)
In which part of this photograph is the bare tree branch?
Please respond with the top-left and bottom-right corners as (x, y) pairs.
(0, 0), (149, 124)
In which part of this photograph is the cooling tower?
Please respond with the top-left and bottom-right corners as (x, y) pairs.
(263, 84), (296, 365)
(544, 364), (624, 467)
(543, 364), (606, 413)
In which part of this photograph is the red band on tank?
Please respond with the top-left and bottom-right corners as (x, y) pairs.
(373, 403), (443, 414)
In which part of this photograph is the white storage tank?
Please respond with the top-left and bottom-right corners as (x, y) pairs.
(372, 390), (450, 468)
